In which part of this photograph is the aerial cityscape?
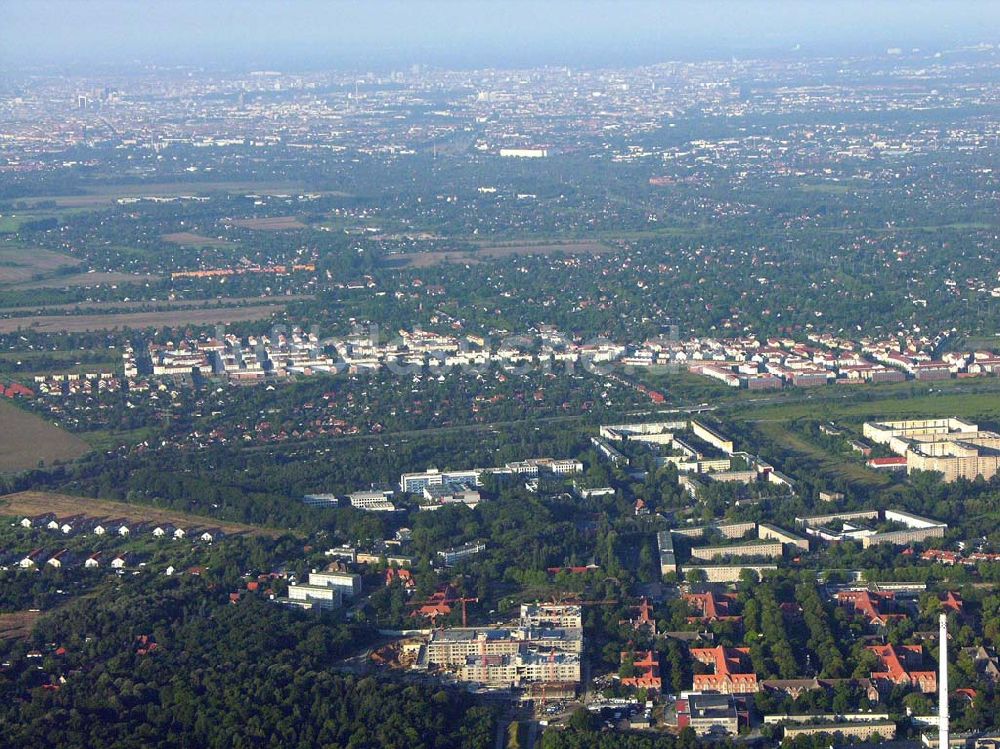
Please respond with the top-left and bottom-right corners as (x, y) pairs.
(0, 2), (999, 748)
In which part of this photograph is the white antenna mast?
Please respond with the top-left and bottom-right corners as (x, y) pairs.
(939, 613), (949, 749)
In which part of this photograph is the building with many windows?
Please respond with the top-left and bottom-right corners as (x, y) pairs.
(864, 418), (1000, 482)
(436, 541), (487, 566)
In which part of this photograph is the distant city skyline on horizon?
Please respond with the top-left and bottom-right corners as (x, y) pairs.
(2, 0), (997, 72)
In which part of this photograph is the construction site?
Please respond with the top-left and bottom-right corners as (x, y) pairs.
(371, 602), (584, 701)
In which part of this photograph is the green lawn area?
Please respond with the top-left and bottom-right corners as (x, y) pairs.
(0, 351), (120, 377)
(80, 426), (158, 453)
(0, 205), (99, 233)
(753, 420), (891, 489)
(730, 379), (1000, 425)
(0, 213), (57, 233)
(957, 335), (1000, 350)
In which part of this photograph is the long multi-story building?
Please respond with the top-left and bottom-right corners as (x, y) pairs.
(864, 418), (1000, 482)
(400, 457), (581, 493)
(278, 570), (354, 611)
(657, 530), (677, 576)
(400, 468), (482, 493)
(420, 600), (585, 694)
(456, 650), (579, 688)
(681, 564), (778, 583)
(689, 540), (784, 562)
(425, 626), (583, 665)
(796, 509), (947, 548)
(780, 719), (897, 741)
(436, 541), (487, 566)
(347, 490), (397, 512)
(307, 570), (362, 598)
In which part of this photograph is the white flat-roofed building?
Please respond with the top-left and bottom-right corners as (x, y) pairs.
(520, 603), (583, 629)
(437, 541), (487, 566)
(421, 484), (481, 509)
(347, 490), (396, 512)
(308, 570), (362, 598)
(401, 468), (482, 493)
(302, 493), (340, 507)
(499, 148), (548, 158)
(283, 583), (342, 611)
(503, 458), (583, 476)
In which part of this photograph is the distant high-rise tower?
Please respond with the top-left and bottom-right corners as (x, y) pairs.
(939, 613), (949, 749)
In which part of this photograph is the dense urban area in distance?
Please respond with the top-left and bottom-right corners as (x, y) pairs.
(0, 27), (999, 749)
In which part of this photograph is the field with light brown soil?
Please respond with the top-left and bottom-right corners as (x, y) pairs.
(0, 490), (284, 538)
(0, 400), (89, 471)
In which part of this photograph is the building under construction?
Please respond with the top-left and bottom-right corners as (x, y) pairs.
(418, 603), (583, 696)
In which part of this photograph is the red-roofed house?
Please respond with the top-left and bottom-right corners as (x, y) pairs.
(836, 590), (906, 627)
(684, 592), (742, 625)
(621, 650), (662, 691)
(867, 456), (908, 471)
(691, 646), (759, 694)
(620, 598), (658, 635)
(922, 549), (961, 565)
(939, 591), (963, 614)
(385, 567), (416, 591)
(868, 644), (936, 693)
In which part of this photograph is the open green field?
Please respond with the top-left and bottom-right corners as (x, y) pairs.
(0, 351), (120, 378)
(731, 380), (1000, 425)
(0, 302), (291, 333)
(79, 426), (158, 453)
(0, 246), (80, 284)
(0, 203), (107, 232)
(753, 420), (892, 489)
(0, 293), (314, 316)
(957, 335), (1000, 350)
(12, 181), (314, 208)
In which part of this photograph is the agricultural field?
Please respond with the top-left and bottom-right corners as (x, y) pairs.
(13, 181), (313, 208)
(0, 400), (90, 472)
(0, 303), (291, 333)
(0, 293), (314, 316)
(0, 247), (80, 284)
(229, 216), (308, 230)
(0, 610), (41, 641)
(161, 231), (233, 247)
(388, 239), (615, 267)
(13, 271), (162, 290)
(474, 240), (614, 257)
(0, 490), (282, 538)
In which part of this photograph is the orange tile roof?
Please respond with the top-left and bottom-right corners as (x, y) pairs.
(868, 644), (936, 693)
(684, 592), (742, 623)
(836, 590), (906, 626)
(691, 646), (759, 694)
(621, 650), (662, 691)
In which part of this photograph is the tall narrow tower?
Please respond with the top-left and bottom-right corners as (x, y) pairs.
(939, 613), (949, 749)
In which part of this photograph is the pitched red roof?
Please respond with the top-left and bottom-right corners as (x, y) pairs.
(691, 646), (759, 693)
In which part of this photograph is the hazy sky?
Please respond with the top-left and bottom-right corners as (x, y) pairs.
(2, 0), (997, 71)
